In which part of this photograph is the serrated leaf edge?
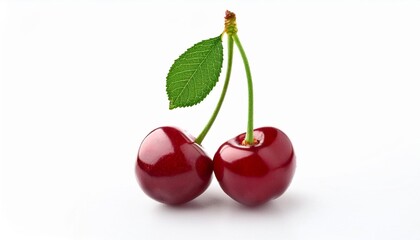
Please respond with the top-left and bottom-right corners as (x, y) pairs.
(166, 35), (224, 109)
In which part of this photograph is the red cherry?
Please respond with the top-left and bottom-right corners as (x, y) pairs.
(213, 127), (296, 206)
(135, 126), (213, 205)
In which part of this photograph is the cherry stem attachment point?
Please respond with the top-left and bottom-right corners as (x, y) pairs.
(195, 35), (234, 145)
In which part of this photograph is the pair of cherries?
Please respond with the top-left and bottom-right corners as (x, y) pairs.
(135, 126), (295, 206)
(135, 11), (296, 207)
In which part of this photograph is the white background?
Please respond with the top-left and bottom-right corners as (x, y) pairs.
(1, 0), (420, 239)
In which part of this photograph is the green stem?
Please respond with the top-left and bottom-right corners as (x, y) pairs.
(195, 35), (234, 145)
(232, 34), (254, 145)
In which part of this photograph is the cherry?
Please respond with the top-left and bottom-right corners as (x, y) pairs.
(135, 126), (213, 205)
(213, 127), (296, 206)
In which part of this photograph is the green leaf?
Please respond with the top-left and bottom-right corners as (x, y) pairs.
(166, 35), (223, 109)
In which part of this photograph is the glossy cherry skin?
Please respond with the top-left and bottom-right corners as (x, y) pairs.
(213, 127), (296, 206)
(135, 126), (213, 205)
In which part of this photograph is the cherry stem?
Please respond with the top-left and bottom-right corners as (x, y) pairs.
(223, 10), (255, 145)
(195, 35), (234, 145)
(232, 33), (255, 145)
